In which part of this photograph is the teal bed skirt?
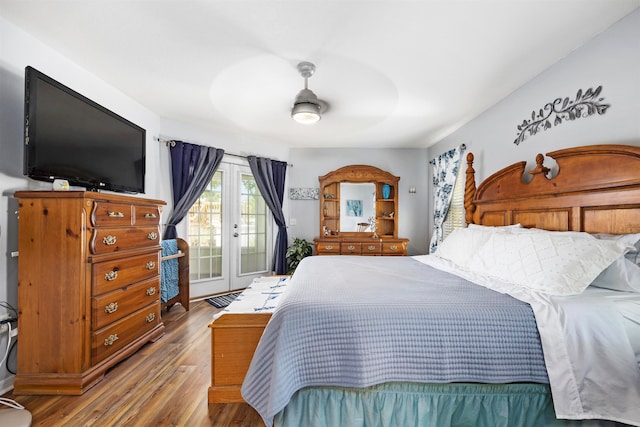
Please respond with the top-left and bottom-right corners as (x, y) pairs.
(274, 382), (623, 427)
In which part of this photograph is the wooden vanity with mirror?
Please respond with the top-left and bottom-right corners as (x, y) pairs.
(314, 165), (409, 256)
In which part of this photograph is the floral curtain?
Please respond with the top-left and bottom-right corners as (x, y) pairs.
(429, 145), (465, 253)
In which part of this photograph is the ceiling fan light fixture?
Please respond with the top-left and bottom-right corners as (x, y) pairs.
(291, 88), (321, 124)
(291, 62), (323, 124)
(292, 103), (321, 124)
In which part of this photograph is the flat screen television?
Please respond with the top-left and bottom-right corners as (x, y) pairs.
(24, 66), (146, 193)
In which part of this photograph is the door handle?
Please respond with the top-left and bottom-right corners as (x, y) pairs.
(233, 232), (239, 237)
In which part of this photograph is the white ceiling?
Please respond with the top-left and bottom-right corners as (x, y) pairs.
(2, 1), (639, 149)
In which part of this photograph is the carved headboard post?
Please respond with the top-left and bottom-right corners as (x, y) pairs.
(528, 153), (550, 177)
(464, 152), (477, 225)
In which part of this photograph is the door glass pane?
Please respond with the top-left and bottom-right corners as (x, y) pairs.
(188, 171), (223, 280)
(240, 173), (267, 274)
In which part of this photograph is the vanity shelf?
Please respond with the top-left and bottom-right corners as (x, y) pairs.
(315, 165), (409, 256)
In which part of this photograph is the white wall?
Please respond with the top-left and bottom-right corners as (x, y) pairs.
(427, 9), (640, 237)
(287, 148), (429, 255)
(0, 16), (289, 393)
(0, 17), (163, 393)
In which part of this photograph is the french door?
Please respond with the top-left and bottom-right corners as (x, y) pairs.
(187, 162), (272, 298)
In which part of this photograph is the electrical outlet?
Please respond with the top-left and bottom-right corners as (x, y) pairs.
(0, 313), (14, 333)
(0, 322), (16, 333)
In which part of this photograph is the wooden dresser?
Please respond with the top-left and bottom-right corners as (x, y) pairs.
(14, 191), (166, 395)
(314, 165), (410, 256)
(315, 237), (409, 256)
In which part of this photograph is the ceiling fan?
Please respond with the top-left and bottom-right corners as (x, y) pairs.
(291, 61), (328, 124)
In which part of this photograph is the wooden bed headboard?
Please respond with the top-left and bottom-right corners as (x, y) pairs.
(464, 144), (640, 234)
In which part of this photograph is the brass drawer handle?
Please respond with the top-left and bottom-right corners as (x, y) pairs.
(104, 334), (119, 347)
(108, 211), (124, 218)
(146, 287), (156, 296)
(103, 235), (117, 246)
(347, 245), (355, 250)
(146, 261), (156, 270)
(367, 245), (377, 251)
(105, 270), (118, 281)
(325, 245), (334, 250)
(147, 232), (158, 240)
(144, 213), (157, 219)
(104, 302), (118, 314)
(389, 245), (398, 251)
(146, 313), (156, 323)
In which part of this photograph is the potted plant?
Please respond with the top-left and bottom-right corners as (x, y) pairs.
(286, 238), (313, 274)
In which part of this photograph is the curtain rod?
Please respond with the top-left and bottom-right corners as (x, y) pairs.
(155, 136), (292, 167)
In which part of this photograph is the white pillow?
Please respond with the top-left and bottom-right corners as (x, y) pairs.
(434, 227), (503, 268)
(594, 233), (640, 265)
(467, 230), (634, 296)
(436, 225), (529, 268)
(591, 257), (640, 293)
(468, 223), (522, 230)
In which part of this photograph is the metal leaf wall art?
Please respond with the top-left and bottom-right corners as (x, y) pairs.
(514, 86), (610, 145)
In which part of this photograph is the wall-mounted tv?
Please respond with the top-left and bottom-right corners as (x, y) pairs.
(24, 66), (146, 194)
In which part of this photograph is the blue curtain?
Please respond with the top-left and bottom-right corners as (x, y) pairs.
(429, 146), (464, 253)
(248, 156), (288, 275)
(164, 140), (225, 239)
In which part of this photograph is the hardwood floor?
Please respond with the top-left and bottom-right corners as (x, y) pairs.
(0, 301), (266, 427)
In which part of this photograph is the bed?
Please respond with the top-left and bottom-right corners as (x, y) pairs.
(216, 144), (640, 426)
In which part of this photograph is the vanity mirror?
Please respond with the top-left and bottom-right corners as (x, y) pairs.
(315, 165), (409, 256)
(339, 183), (375, 232)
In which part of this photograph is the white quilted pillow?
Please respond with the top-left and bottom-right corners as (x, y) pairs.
(467, 230), (634, 296)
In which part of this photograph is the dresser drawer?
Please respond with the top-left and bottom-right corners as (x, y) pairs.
(92, 277), (160, 330)
(316, 242), (340, 254)
(134, 205), (162, 226)
(92, 303), (161, 364)
(92, 252), (160, 294)
(91, 202), (133, 227)
(90, 226), (161, 255)
(341, 243), (361, 254)
(361, 242), (382, 255)
(382, 241), (406, 255)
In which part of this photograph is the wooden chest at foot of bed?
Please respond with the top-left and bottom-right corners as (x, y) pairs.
(208, 313), (271, 403)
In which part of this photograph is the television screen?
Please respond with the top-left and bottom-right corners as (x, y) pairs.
(24, 66), (146, 193)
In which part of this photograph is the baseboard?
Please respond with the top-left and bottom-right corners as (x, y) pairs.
(0, 374), (15, 395)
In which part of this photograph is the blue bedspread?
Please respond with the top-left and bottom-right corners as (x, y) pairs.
(161, 239), (179, 302)
(241, 256), (548, 426)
